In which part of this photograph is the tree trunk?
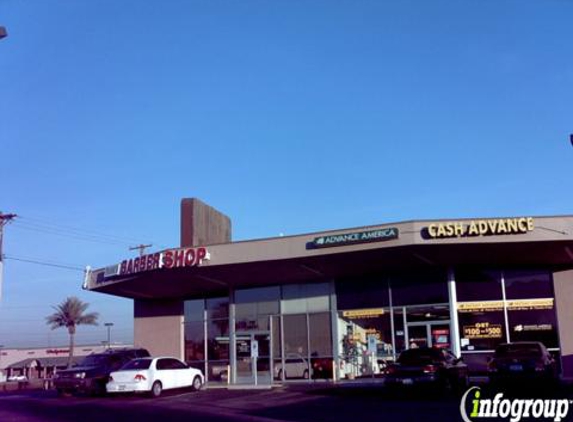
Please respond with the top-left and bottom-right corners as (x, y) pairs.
(67, 326), (76, 369)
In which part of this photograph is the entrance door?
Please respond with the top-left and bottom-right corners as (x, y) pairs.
(235, 332), (272, 384)
(406, 322), (450, 349)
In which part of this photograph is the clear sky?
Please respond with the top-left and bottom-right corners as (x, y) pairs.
(1, 0), (572, 348)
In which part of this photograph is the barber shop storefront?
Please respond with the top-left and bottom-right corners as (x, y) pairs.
(85, 199), (573, 384)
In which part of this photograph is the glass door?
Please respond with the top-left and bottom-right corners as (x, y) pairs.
(407, 325), (429, 348)
(235, 332), (272, 384)
(406, 322), (451, 349)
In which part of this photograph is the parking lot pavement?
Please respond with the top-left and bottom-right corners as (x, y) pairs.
(0, 384), (462, 422)
(2, 381), (573, 422)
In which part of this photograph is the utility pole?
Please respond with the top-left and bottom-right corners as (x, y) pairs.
(104, 322), (114, 349)
(129, 244), (152, 257)
(0, 213), (17, 301)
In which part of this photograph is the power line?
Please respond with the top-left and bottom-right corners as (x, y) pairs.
(18, 215), (165, 247)
(3, 255), (85, 272)
(12, 221), (133, 246)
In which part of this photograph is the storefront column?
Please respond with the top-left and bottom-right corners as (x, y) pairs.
(329, 281), (339, 382)
(229, 288), (237, 384)
(447, 267), (461, 358)
(203, 306), (208, 383)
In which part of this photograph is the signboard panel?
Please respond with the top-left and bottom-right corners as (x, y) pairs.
(462, 322), (503, 339)
(424, 217), (534, 239)
(342, 308), (385, 319)
(308, 228), (398, 249)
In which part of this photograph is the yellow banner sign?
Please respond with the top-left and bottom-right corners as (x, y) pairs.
(463, 322), (503, 339)
(458, 301), (504, 313)
(342, 308), (385, 319)
(507, 298), (554, 311)
(427, 217), (534, 239)
(458, 298), (554, 313)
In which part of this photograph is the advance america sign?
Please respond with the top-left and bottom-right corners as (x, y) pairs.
(308, 227), (399, 249)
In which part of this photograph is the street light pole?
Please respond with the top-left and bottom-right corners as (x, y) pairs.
(104, 323), (114, 349)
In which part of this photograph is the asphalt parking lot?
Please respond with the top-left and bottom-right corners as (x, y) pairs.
(1, 381), (572, 422)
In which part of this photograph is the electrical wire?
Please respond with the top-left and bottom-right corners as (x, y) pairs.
(11, 221), (133, 246)
(3, 255), (86, 272)
(20, 215), (152, 244)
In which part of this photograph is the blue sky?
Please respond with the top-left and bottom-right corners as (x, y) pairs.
(1, 0), (572, 348)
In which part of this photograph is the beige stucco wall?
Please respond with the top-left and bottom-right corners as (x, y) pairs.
(553, 269), (573, 378)
(134, 299), (184, 359)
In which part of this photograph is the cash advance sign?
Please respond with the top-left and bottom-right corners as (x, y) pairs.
(426, 217), (534, 239)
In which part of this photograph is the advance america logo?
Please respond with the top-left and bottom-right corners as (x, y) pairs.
(460, 387), (571, 422)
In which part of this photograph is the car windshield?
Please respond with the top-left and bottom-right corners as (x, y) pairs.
(121, 359), (152, 370)
(78, 355), (110, 367)
(495, 343), (542, 357)
(397, 349), (443, 365)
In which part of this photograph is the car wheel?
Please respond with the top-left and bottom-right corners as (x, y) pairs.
(191, 376), (202, 391)
(303, 370), (309, 380)
(151, 381), (162, 398)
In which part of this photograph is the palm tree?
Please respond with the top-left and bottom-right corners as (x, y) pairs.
(46, 296), (99, 368)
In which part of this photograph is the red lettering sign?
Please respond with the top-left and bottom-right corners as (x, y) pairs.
(118, 248), (209, 275)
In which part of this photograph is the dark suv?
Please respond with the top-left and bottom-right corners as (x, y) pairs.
(54, 348), (150, 395)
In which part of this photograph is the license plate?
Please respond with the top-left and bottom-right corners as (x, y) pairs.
(118, 385), (126, 391)
(401, 378), (414, 385)
(509, 365), (523, 372)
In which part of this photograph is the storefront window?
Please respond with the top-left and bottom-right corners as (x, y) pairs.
(184, 299), (205, 322)
(235, 287), (280, 331)
(282, 283), (330, 314)
(207, 318), (229, 382)
(337, 308), (391, 378)
(393, 308), (406, 355)
(390, 270), (448, 305)
(207, 297), (229, 319)
(184, 320), (205, 362)
(283, 314), (308, 356)
(458, 305), (506, 351)
(456, 269), (502, 301)
(336, 277), (389, 310)
(309, 313), (332, 357)
(507, 300), (558, 349)
(406, 304), (449, 323)
(504, 270), (553, 300)
(207, 318), (229, 360)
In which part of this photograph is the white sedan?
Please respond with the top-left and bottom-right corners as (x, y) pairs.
(106, 357), (204, 397)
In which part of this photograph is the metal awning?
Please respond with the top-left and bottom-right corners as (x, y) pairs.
(90, 239), (573, 300)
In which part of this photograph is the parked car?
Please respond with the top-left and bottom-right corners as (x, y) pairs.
(7, 375), (28, 382)
(53, 348), (150, 396)
(488, 342), (557, 386)
(106, 357), (204, 397)
(274, 353), (309, 380)
(385, 347), (469, 391)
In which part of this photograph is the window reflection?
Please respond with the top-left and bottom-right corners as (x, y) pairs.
(390, 270), (448, 305)
(504, 270), (553, 300)
(456, 269), (502, 301)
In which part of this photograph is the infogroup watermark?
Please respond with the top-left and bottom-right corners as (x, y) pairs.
(460, 387), (571, 422)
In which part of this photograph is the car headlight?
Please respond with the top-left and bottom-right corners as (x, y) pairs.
(74, 372), (86, 379)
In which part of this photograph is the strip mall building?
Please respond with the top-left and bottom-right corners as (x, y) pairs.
(85, 199), (573, 384)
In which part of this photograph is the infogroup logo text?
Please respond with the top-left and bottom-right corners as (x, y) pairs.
(460, 387), (571, 422)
